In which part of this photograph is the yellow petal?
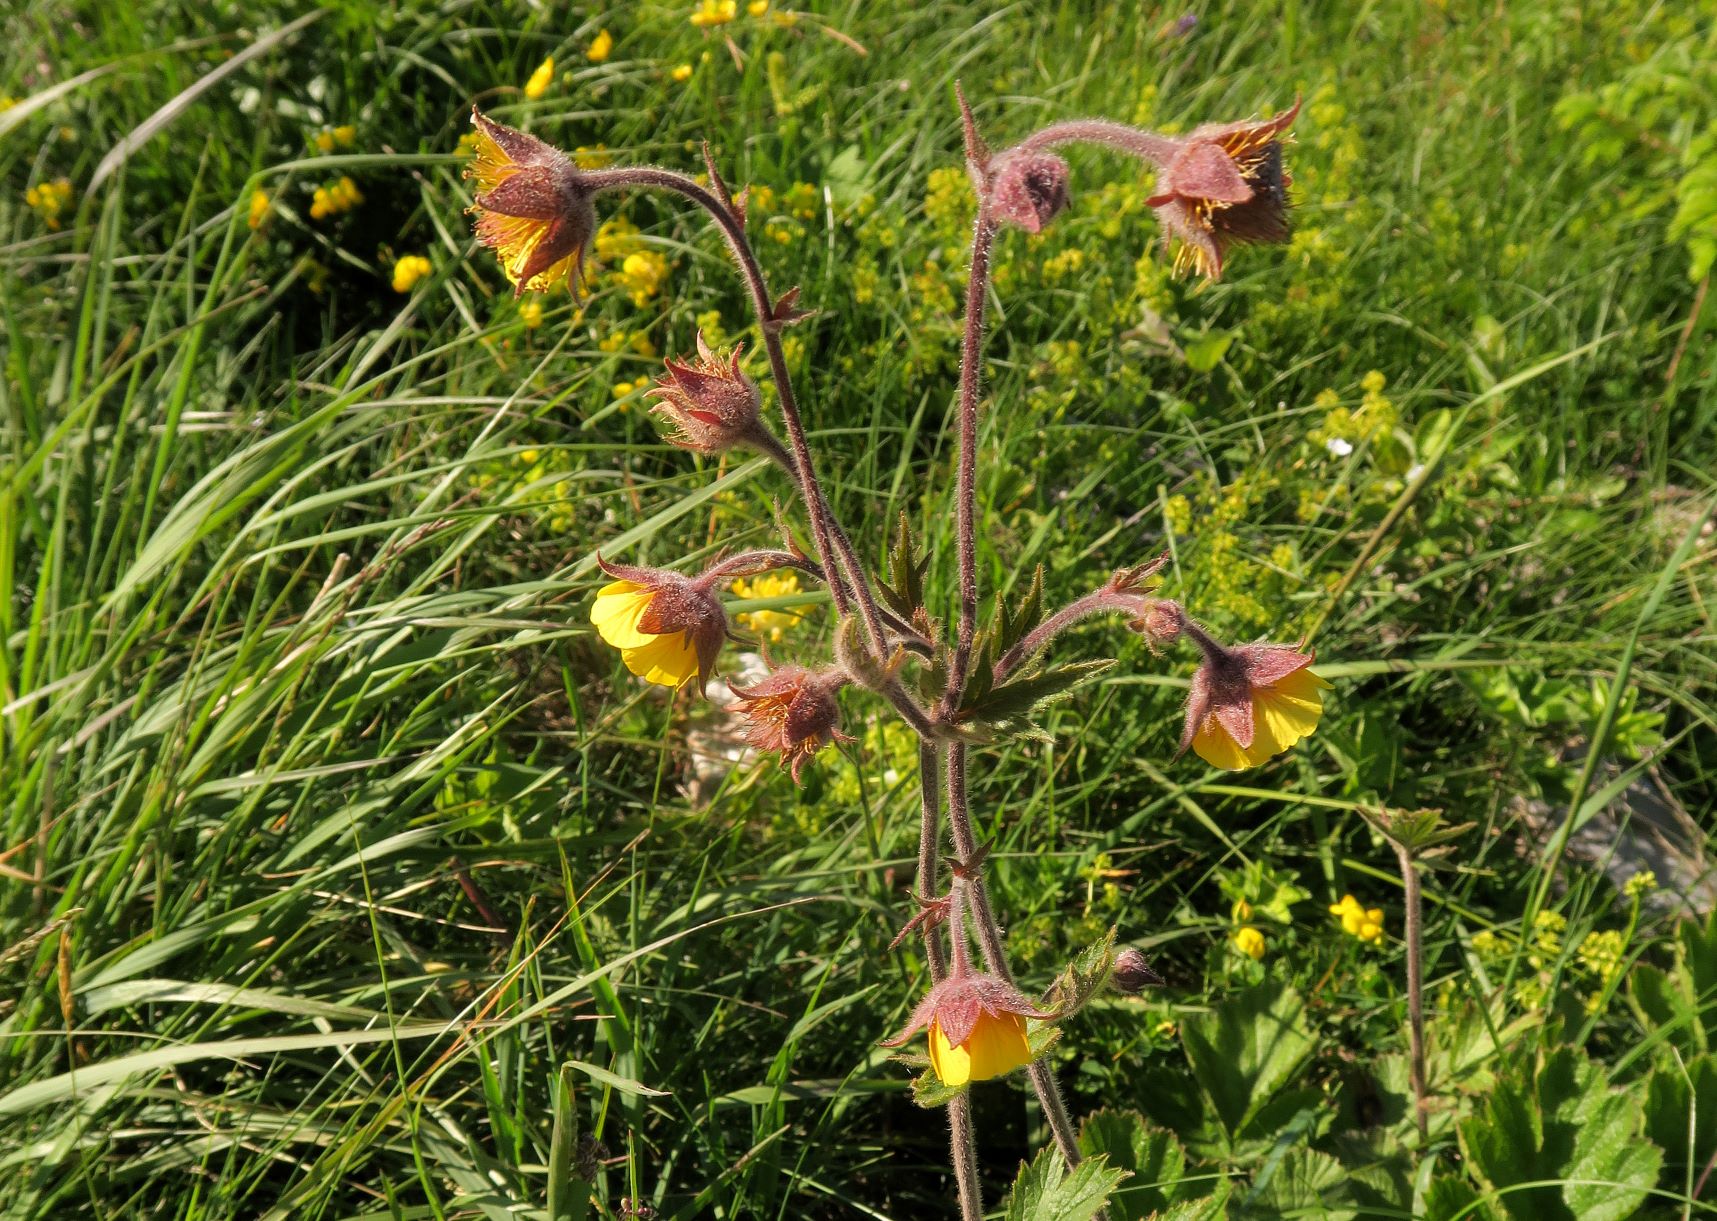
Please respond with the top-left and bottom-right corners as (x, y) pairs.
(928, 1021), (971, 1088)
(1191, 716), (1254, 771)
(930, 1012), (1032, 1086)
(591, 581), (659, 648)
(621, 633), (700, 689)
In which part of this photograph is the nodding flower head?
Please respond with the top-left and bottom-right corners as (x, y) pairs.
(1146, 99), (1298, 280)
(987, 149), (1072, 234)
(465, 107), (597, 297)
(589, 558), (728, 693)
(1178, 625), (1329, 770)
(881, 971), (1052, 1088)
(729, 665), (850, 782)
(646, 333), (770, 456)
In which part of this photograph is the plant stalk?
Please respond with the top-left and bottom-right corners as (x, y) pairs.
(1394, 841), (1429, 1143)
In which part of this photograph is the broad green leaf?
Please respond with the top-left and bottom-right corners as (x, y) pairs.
(1003, 1145), (1127, 1221)
(1180, 982), (1317, 1142)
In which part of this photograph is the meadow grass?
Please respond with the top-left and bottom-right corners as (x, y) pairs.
(3, 1), (1715, 1217)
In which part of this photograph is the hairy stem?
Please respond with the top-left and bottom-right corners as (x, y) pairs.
(949, 1094), (984, 1221)
(941, 208), (998, 717)
(1013, 119), (1182, 166)
(945, 744), (1086, 1168)
(994, 588), (1158, 679)
(1394, 842), (1429, 1143)
(583, 165), (893, 657)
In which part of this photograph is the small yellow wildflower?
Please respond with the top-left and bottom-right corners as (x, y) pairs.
(731, 571), (807, 641)
(587, 30), (613, 62)
(1471, 930), (1501, 959)
(312, 125), (356, 154)
(748, 0), (769, 13)
(0, 95), (16, 113)
(391, 255), (433, 294)
(618, 249), (669, 307)
(519, 300), (544, 329)
(1624, 870), (1657, 900)
(1232, 926), (1266, 960)
(309, 175), (363, 221)
(524, 56), (555, 99)
(1329, 894), (1385, 944)
(1577, 929), (1625, 983)
(671, 63), (694, 83)
(247, 189), (270, 231)
(25, 178), (73, 230)
(690, 0), (738, 27)
(1360, 369), (1387, 395)
(574, 145), (613, 170)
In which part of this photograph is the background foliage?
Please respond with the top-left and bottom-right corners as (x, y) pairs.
(3, 0), (1715, 1217)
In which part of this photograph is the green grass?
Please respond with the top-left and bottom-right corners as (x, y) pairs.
(3, 0), (1715, 1217)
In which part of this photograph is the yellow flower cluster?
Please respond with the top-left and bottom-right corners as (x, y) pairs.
(25, 178), (73, 229)
(731, 570), (807, 641)
(574, 145), (613, 170)
(587, 30), (613, 62)
(1330, 894), (1385, 944)
(518, 300), (544, 329)
(391, 255), (432, 293)
(617, 250), (669, 307)
(597, 329), (657, 359)
(524, 56), (555, 99)
(671, 64), (694, 83)
(309, 176), (363, 220)
(312, 125), (356, 153)
(1623, 870), (1657, 899)
(690, 0), (737, 26)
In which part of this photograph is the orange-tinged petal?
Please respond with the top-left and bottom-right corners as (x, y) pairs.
(929, 1012), (1032, 1086)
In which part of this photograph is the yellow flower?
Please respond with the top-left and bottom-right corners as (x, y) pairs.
(748, 0), (769, 13)
(464, 109), (594, 296)
(1182, 638), (1330, 771)
(247, 189), (270, 230)
(930, 1011), (1032, 1087)
(309, 175), (363, 221)
(1329, 895), (1384, 944)
(731, 570), (805, 641)
(391, 255), (433, 293)
(314, 128), (336, 153)
(524, 56), (555, 99)
(519, 300), (544, 329)
(589, 569), (726, 691)
(0, 96), (16, 113)
(671, 63), (694, 83)
(587, 30), (613, 62)
(617, 249), (669, 307)
(25, 178), (73, 229)
(690, 0), (738, 27)
(1233, 926), (1266, 960)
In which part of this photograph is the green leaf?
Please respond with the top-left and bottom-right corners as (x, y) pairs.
(547, 1064), (591, 1221)
(1238, 1148), (1357, 1220)
(995, 564), (1046, 657)
(1003, 1145), (1128, 1221)
(1180, 982), (1317, 1143)
(876, 510), (929, 619)
(1041, 926), (1118, 1019)
(1181, 329), (1234, 373)
(1645, 1054), (1717, 1196)
(910, 1069), (965, 1109)
(956, 658), (1114, 742)
(1078, 1108), (1199, 1220)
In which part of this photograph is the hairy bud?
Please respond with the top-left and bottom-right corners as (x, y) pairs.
(1111, 948), (1164, 994)
(987, 149), (1072, 234)
(647, 334), (776, 456)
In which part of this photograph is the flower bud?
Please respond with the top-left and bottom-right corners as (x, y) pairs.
(646, 334), (771, 455)
(729, 665), (850, 782)
(1134, 599), (1185, 650)
(987, 149), (1071, 234)
(466, 108), (597, 296)
(1111, 947), (1164, 994)
(590, 557), (728, 693)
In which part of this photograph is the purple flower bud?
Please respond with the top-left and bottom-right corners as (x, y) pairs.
(987, 150), (1072, 234)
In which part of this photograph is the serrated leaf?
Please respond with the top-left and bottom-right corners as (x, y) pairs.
(995, 565), (1045, 656)
(1180, 982), (1317, 1143)
(1003, 1145), (1128, 1221)
(957, 658), (1113, 739)
(1042, 927), (1117, 1019)
(1078, 1108), (1198, 1220)
(910, 1069), (965, 1108)
(876, 511), (929, 619)
(1239, 1148), (1357, 1219)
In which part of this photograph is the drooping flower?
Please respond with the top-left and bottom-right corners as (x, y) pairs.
(729, 665), (850, 782)
(465, 107), (596, 297)
(1179, 628), (1329, 771)
(1147, 100), (1299, 280)
(524, 56), (555, 99)
(587, 30), (614, 62)
(646, 334), (772, 456)
(589, 558), (728, 692)
(881, 971), (1051, 1088)
(1329, 894), (1384, 944)
(391, 255), (433, 293)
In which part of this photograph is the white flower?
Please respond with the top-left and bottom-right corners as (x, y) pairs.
(1325, 437), (1354, 458)
(1407, 463), (1425, 481)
